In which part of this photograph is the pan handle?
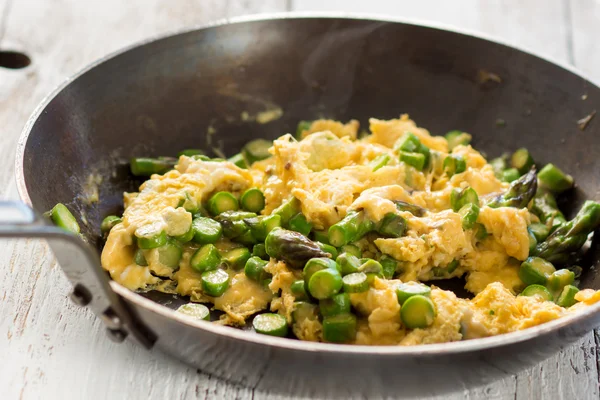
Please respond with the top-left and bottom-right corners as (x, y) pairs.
(0, 201), (155, 348)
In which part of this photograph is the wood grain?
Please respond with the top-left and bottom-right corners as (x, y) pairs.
(0, 0), (598, 399)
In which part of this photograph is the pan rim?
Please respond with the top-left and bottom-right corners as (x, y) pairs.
(15, 11), (600, 356)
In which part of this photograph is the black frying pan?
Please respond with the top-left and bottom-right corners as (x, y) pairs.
(7, 15), (600, 398)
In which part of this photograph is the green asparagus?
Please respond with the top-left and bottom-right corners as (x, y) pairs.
(501, 168), (520, 183)
(207, 192), (239, 215)
(377, 213), (407, 238)
(530, 192), (566, 230)
(49, 203), (80, 234)
(245, 214), (282, 241)
(134, 249), (148, 266)
(191, 217), (222, 244)
(240, 188), (265, 213)
(546, 269), (575, 293)
(328, 210), (376, 247)
(394, 200), (427, 217)
(339, 244), (362, 258)
(528, 223), (550, 242)
(320, 293), (351, 317)
(177, 149), (204, 157)
(244, 256), (271, 282)
(242, 139), (272, 165)
(520, 284), (553, 301)
(253, 313), (288, 337)
(296, 120), (312, 139)
(215, 211), (256, 239)
(135, 224), (167, 249)
(130, 157), (176, 176)
(201, 269), (230, 297)
(316, 242), (338, 259)
(177, 303), (210, 321)
(303, 258), (340, 283)
(190, 244), (221, 273)
(370, 154), (391, 172)
(533, 201), (600, 263)
(336, 253), (362, 276)
(222, 247), (251, 270)
(556, 285), (579, 307)
(445, 130), (472, 150)
(342, 272), (369, 293)
(252, 243), (269, 260)
(396, 282), (431, 305)
(265, 228), (329, 269)
(307, 268), (343, 299)
(537, 163), (574, 194)
(379, 255), (398, 279)
(400, 151), (426, 170)
(101, 215), (121, 235)
(450, 187), (479, 212)
(487, 168), (537, 208)
(289, 213), (313, 236)
(443, 155), (467, 177)
(290, 280), (310, 301)
(272, 197), (301, 227)
(400, 295), (436, 329)
(519, 257), (556, 285)
(510, 148), (535, 175)
(157, 238), (183, 269)
(458, 203), (480, 230)
(228, 153), (247, 169)
(322, 313), (357, 343)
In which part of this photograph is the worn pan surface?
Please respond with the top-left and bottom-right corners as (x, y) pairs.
(14, 14), (600, 398)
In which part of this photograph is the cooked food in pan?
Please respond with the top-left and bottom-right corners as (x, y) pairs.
(51, 115), (600, 345)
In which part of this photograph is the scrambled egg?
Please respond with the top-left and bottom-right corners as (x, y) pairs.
(101, 115), (600, 345)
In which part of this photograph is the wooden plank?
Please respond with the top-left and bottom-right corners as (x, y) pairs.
(0, 1), (286, 399)
(515, 334), (599, 399)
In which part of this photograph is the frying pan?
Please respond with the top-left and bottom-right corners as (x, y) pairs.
(5, 14), (600, 398)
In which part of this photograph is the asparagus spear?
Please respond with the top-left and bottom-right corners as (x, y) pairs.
(533, 201), (600, 263)
(487, 168), (537, 208)
(328, 211), (376, 247)
(265, 228), (330, 269)
(530, 191), (567, 231)
(272, 197), (301, 227)
(394, 200), (427, 217)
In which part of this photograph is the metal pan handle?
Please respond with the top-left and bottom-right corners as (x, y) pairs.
(0, 201), (155, 348)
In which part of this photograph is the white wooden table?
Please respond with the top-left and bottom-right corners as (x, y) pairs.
(0, 1), (599, 399)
